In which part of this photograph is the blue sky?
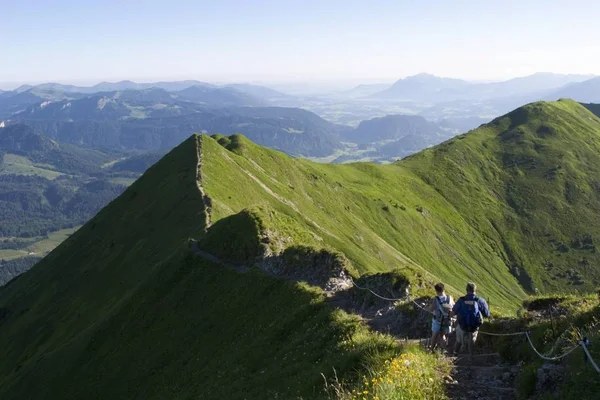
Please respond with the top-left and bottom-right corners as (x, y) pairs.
(1, 0), (599, 87)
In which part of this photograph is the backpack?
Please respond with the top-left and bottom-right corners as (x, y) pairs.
(459, 295), (483, 332)
(434, 296), (452, 328)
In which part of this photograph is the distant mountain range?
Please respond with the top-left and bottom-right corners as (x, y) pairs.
(9, 90), (456, 160)
(7, 101), (347, 157)
(372, 73), (469, 101)
(3, 74), (600, 161)
(13, 80), (215, 94)
(1, 85), (265, 118)
(224, 83), (289, 100)
(547, 77), (600, 103)
(10, 80), (289, 98)
(0, 81), (291, 119)
(368, 72), (596, 102)
(11, 87), (266, 122)
(6, 72), (598, 108)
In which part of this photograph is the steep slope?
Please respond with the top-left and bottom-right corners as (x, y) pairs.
(3, 100), (600, 398)
(405, 99), (600, 292)
(0, 137), (209, 397)
(200, 101), (600, 298)
(0, 136), (408, 399)
(199, 134), (525, 309)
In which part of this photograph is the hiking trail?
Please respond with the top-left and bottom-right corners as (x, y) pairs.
(445, 351), (518, 400)
(188, 243), (521, 399)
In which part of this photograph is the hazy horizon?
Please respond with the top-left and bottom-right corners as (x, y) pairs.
(3, 0), (600, 89)
(1, 71), (598, 93)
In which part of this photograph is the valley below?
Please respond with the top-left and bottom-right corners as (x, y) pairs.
(2, 78), (600, 400)
(5, 3), (600, 399)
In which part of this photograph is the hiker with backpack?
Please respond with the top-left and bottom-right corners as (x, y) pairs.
(429, 283), (454, 352)
(452, 282), (490, 356)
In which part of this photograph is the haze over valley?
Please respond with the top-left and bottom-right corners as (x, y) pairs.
(3, 1), (600, 399)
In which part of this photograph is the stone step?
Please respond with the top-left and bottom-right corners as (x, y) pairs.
(452, 353), (503, 367)
(452, 366), (515, 383)
(446, 382), (517, 400)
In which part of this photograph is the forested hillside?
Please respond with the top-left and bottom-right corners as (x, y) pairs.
(11, 103), (346, 157)
(0, 124), (159, 284)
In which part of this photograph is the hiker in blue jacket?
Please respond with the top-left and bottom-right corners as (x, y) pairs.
(452, 282), (490, 356)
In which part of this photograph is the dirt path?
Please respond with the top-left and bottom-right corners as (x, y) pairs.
(446, 352), (518, 400)
(189, 244), (519, 399)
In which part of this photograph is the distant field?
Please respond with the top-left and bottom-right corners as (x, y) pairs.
(109, 177), (137, 186)
(0, 249), (28, 260)
(306, 143), (380, 164)
(0, 226), (80, 262)
(101, 157), (126, 169)
(0, 154), (64, 179)
(26, 227), (80, 254)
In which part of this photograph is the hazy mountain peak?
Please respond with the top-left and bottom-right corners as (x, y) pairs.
(406, 72), (440, 80)
(547, 76), (600, 102)
(14, 84), (34, 93)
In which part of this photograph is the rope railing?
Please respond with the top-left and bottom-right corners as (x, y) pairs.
(524, 332), (580, 361)
(410, 299), (435, 315)
(349, 277), (406, 302)
(581, 339), (600, 373)
(478, 330), (526, 337)
(348, 277), (600, 367)
(349, 277), (434, 314)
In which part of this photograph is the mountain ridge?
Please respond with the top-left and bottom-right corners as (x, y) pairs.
(0, 135), (403, 399)
(2, 100), (600, 398)
(547, 77), (600, 103)
(369, 73), (596, 102)
(8, 102), (346, 156)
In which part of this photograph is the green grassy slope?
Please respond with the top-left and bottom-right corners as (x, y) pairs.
(2, 100), (600, 398)
(0, 136), (209, 397)
(480, 294), (600, 399)
(202, 133), (526, 309)
(1, 250), (404, 399)
(405, 99), (600, 293)
(0, 136), (425, 399)
(200, 100), (600, 302)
